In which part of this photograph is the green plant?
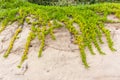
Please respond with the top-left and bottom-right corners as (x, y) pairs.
(0, 1), (119, 68)
(27, 0), (120, 6)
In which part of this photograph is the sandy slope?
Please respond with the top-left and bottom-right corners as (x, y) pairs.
(0, 15), (120, 80)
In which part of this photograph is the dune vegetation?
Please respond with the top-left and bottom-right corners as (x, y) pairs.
(0, 0), (120, 68)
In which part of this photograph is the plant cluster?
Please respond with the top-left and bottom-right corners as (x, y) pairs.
(28, 0), (120, 6)
(0, 1), (119, 68)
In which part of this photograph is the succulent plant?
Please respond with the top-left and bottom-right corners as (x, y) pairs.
(0, 1), (119, 68)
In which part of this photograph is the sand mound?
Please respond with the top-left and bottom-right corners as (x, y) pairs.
(0, 15), (120, 80)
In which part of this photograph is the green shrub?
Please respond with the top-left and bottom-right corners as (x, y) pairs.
(28, 0), (120, 5)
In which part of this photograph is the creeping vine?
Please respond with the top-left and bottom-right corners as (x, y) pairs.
(0, 1), (119, 68)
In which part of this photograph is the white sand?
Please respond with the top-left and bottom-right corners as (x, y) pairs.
(0, 15), (120, 80)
